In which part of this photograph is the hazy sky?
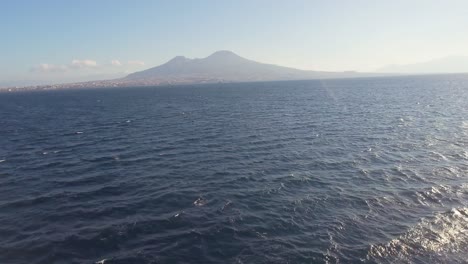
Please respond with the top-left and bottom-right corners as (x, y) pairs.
(1, 0), (468, 86)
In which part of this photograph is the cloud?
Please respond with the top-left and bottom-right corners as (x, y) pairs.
(70, 59), (98, 69)
(30, 63), (67, 73)
(111, 60), (122, 66)
(128, 60), (145, 66)
(31, 58), (145, 75)
(32, 59), (98, 73)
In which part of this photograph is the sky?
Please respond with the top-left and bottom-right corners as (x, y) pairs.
(1, 0), (468, 86)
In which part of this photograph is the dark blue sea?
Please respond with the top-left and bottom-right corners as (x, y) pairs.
(1, 75), (467, 264)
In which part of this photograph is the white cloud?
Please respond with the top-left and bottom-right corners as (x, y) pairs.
(70, 59), (98, 69)
(31, 58), (145, 75)
(111, 60), (122, 66)
(31, 63), (67, 73)
(32, 59), (98, 73)
(127, 60), (145, 66)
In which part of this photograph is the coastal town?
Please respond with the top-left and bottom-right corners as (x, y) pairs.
(0, 77), (232, 92)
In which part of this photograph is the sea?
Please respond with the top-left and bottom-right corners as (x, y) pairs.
(0, 75), (467, 264)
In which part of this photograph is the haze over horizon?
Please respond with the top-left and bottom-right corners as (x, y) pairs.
(1, 0), (468, 87)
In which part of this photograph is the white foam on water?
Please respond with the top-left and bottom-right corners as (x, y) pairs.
(461, 120), (468, 129)
(429, 151), (448, 161)
(193, 197), (207, 206)
(0, 159), (5, 163)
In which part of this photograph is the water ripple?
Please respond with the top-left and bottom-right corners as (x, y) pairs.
(0, 76), (467, 263)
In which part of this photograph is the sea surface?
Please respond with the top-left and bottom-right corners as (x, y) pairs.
(0, 75), (467, 264)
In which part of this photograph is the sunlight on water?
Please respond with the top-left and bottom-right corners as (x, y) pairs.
(368, 207), (468, 263)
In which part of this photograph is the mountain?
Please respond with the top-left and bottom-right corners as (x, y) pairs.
(122, 50), (377, 85)
(377, 56), (468, 74)
(3, 51), (386, 91)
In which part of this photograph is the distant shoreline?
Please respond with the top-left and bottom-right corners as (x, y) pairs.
(1, 72), (468, 93)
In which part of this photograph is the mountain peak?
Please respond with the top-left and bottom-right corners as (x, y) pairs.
(207, 50), (241, 59)
(167, 55), (190, 63)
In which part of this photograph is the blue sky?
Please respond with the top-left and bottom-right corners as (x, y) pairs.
(1, 0), (468, 86)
